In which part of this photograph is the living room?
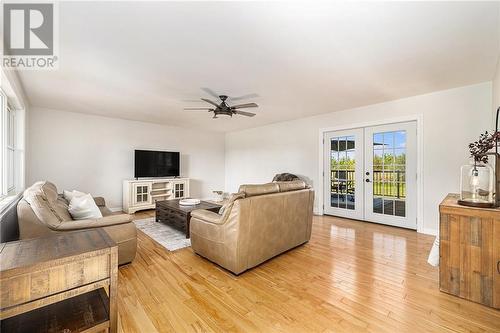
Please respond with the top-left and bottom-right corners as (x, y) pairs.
(1, 1), (499, 332)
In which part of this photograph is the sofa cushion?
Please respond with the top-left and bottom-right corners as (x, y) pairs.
(99, 206), (113, 216)
(238, 183), (279, 197)
(275, 180), (306, 192)
(25, 181), (58, 203)
(22, 181), (71, 227)
(93, 197), (106, 207)
(218, 192), (245, 215)
(54, 197), (73, 222)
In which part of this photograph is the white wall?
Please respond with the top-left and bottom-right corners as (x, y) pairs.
(225, 82), (492, 235)
(28, 108), (225, 209)
(492, 57), (500, 124)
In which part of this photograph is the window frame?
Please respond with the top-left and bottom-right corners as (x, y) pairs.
(0, 89), (6, 198)
(0, 89), (17, 199)
(6, 103), (15, 193)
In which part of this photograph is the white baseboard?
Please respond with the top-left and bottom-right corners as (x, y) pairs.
(110, 206), (124, 213)
(418, 227), (438, 236)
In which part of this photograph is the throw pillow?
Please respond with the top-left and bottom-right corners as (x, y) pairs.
(68, 193), (103, 220)
(63, 189), (87, 202)
(272, 173), (300, 182)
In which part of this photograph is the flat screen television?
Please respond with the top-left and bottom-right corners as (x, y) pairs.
(134, 150), (180, 178)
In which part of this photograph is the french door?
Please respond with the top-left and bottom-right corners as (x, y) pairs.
(323, 129), (365, 220)
(323, 121), (417, 229)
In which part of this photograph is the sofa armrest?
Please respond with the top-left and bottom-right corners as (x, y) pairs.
(54, 214), (133, 231)
(93, 196), (106, 207)
(191, 209), (223, 224)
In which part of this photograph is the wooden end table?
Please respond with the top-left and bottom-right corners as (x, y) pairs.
(156, 199), (222, 238)
(0, 229), (118, 333)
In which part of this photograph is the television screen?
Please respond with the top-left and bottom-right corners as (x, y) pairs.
(134, 150), (180, 178)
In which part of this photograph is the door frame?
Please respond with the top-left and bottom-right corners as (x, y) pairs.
(318, 114), (425, 233)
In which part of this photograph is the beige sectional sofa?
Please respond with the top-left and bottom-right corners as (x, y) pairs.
(17, 181), (137, 265)
(190, 180), (314, 274)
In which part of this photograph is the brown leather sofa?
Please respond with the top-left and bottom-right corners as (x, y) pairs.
(17, 181), (137, 265)
(190, 180), (314, 274)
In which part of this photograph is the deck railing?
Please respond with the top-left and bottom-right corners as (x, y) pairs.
(330, 170), (405, 199)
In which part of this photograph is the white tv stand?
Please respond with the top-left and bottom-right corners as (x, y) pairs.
(123, 178), (190, 214)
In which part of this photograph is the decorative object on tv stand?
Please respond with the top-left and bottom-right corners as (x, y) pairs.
(458, 107), (500, 208)
(212, 190), (224, 202)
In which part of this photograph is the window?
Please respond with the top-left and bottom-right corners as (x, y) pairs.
(0, 89), (24, 200)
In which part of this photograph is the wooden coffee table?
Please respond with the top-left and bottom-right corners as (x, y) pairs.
(156, 199), (222, 238)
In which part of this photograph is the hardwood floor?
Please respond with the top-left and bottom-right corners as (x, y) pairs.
(118, 211), (500, 333)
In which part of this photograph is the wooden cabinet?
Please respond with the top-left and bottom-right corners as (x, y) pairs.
(0, 229), (118, 332)
(123, 178), (190, 214)
(439, 194), (500, 309)
(495, 219), (500, 308)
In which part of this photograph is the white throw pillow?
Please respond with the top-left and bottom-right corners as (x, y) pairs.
(68, 193), (103, 220)
(63, 189), (87, 202)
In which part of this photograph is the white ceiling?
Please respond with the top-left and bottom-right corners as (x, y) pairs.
(16, 1), (500, 132)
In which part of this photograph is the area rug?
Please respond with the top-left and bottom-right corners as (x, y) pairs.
(133, 217), (191, 251)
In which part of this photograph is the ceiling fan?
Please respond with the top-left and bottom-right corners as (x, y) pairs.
(184, 88), (258, 118)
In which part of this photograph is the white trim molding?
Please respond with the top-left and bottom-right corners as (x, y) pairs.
(318, 114), (425, 233)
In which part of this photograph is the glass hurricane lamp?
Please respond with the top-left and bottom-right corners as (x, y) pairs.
(458, 162), (495, 208)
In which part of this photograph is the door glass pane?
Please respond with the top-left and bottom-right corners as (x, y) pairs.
(330, 136), (356, 210)
(372, 130), (406, 217)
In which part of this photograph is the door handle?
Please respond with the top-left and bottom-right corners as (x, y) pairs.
(497, 260), (500, 274)
(365, 179), (371, 183)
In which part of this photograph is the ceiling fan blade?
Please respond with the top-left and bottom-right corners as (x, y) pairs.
(235, 110), (256, 117)
(181, 99), (205, 103)
(184, 107), (213, 110)
(201, 98), (220, 108)
(228, 93), (259, 102)
(201, 88), (221, 99)
(231, 102), (258, 109)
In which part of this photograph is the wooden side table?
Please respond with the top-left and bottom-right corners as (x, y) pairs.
(439, 193), (500, 309)
(0, 228), (118, 333)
